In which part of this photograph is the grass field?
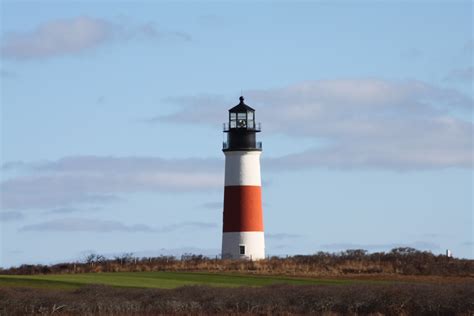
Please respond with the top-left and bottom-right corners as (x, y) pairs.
(1, 272), (471, 314)
(0, 272), (357, 289)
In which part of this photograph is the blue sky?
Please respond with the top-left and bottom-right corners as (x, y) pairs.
(0, 1), (472, 267)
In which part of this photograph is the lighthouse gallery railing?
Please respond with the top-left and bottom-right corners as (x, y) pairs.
(222, 141), (262, 150)
(223, 122), (261, 132)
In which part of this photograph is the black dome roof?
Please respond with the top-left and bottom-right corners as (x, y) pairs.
(229, 96), (255, 112)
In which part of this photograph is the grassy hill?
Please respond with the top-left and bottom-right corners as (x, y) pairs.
(1, 249), (472, 314)
(0, 271), (356, 290)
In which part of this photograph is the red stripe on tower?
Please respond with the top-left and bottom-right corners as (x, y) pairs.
(223, 186), (264, 232)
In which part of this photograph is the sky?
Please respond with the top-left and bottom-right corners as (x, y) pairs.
(0, 0), (472, 267)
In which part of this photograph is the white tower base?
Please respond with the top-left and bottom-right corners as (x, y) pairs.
(222, 231), (265, 260)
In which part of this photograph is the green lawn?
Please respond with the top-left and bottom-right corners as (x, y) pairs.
(0, 272), (355, 289)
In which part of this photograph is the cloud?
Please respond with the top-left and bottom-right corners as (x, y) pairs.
(1, 156), (222, 210)
(321, 241), (440, 251)
(1, 161), (30, 170)
(147, 94), (225, 125)
(1, 16), (191, 60)
(45, 207), (81, 214)
(444, 67), (474, 83)
(2, 78), (472, 212)
(168, 31), (192, 42)
(19, 218), (216, 233)
(158, 79), (473, 170)
(9, 155), (219, 174)
(44, 206), (102, 215)
(1, 16), (112, 59)
(20, 218), (154, 233)
(0, 69), (16, 78)
(0, 211), (24, 222)
(266, 233), (302, 240)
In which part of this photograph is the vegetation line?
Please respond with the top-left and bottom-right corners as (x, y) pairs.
(2, 248), (472, 278)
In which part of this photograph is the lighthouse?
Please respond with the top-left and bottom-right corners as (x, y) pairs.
(222, 96), (265, 260)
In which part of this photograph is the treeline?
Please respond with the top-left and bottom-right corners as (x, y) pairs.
(1, 248), (472, 277)
(1, 283), (473, 315)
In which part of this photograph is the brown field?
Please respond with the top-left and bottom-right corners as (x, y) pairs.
(1, 282), (473, 315)
(1, 248), (472, 315)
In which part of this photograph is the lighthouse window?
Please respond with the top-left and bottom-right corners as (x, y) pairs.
(237, 113), (247, 128)
(239, 245), (246, 255)
(230, 113), (237, 128)
(247, 111), (254, 128)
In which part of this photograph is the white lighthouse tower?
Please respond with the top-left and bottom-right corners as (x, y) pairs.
(221, 96), (265, 260)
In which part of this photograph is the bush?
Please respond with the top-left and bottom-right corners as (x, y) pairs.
(0, 283), (472, 315)
(2, 248), (473, 277)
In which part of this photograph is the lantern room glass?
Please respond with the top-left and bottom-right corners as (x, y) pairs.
(247, 111), (254, 128)
(230, 112), (237, 128)
(228, 108), (256, 130)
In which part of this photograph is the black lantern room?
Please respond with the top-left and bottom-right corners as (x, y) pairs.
(223, 96), (261, 152)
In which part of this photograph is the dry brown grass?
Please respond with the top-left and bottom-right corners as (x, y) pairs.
(1, 282), (473, 315)
(2, 248), (472, 279)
